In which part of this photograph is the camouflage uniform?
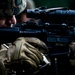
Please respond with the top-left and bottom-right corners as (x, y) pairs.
(0, 0), (50, 75)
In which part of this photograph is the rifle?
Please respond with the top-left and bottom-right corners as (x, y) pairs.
(1, 7), (75, 75)
(0, 21), (47, 43)
(26, 7), (75, 75)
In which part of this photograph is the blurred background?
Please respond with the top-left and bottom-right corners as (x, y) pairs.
(33, 0), (75, 9)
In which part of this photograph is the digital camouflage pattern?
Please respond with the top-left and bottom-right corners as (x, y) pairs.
(0, 0), (26, 18)
(12, 0), (26, 15)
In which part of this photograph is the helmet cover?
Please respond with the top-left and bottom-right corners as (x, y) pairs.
(0, 0), (26, 18)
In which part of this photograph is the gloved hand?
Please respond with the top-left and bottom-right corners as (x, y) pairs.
(6, 37), (49, 71)
(0, 60), (7, 75)
(0, 37), (49, 74)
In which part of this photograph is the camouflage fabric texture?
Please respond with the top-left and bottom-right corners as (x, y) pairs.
(0, 37), (49, 75)
(26, 0), (36, 9)
(0, 0), (26, 17)
(69, 42), (75, 66)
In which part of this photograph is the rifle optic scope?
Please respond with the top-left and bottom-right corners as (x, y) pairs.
(26, 7), (75, 23)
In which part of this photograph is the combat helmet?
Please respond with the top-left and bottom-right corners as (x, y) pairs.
(0, 0), (26, 18)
